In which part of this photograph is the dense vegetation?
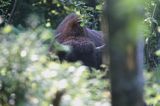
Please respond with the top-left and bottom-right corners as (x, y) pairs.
(0, 0), (160, 106)
(0, 25), (109, 106)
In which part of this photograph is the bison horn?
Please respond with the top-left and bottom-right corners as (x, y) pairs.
(95, 44), (105, 50)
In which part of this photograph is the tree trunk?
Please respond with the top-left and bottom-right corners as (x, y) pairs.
(104, 0), (145, 106)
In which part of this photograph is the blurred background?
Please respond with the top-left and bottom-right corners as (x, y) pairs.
(0, 0), (160, 106)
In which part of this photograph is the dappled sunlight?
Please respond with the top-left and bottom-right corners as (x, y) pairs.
(20, 50), (27, 57)
(0, 25), (108, 105)
(31, 54), (39, 61)
(1, 0), (159, 105)
(58, 79), (68, 90)
(42, 69), (58, 79)
(72, 66), (87, 83)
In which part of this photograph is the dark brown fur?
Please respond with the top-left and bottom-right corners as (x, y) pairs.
(53, 13), (105, 69)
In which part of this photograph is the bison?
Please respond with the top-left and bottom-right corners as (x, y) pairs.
(50, 13), (105, 69)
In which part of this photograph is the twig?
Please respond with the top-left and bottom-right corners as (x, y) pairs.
(8, 0), (17, 24)
(152, 4), (157, 19)
(52, 90), (65, 106)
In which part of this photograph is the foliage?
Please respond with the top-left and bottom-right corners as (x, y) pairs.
(34, 0), (103, 29)
(144, 0), (160, 100)
(142, 1), (160, 106)
(0, 25), (110, 106)
(0, 0), (104, 30)
(0, 0), (12, 23)
(145, 68), (160, 105)
(144, 0), (160, 69)
(0, 0), (11, 8)
(1, 0), (160, 106)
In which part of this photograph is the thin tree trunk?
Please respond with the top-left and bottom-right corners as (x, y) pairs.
(104, 0), (145, 106)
